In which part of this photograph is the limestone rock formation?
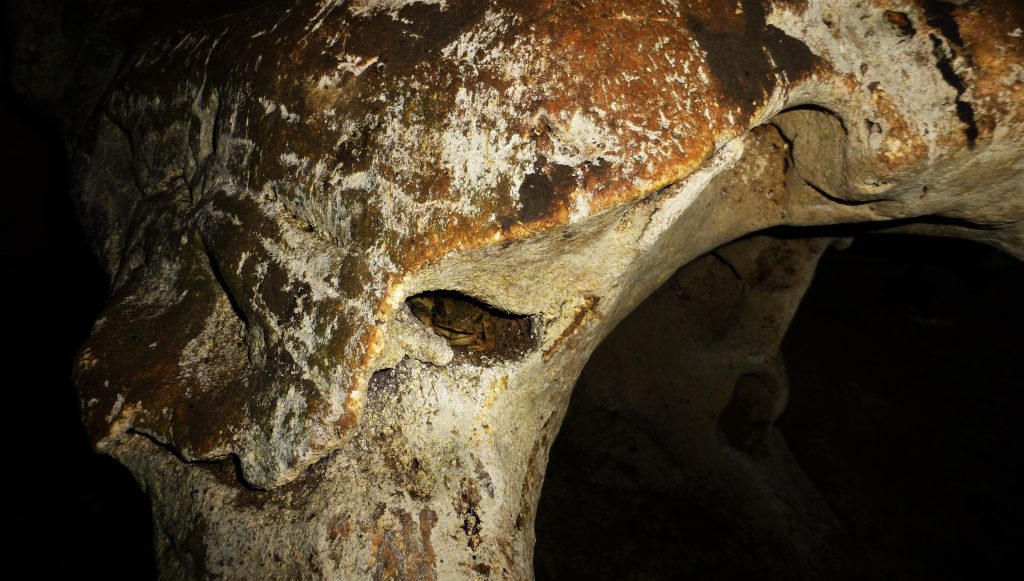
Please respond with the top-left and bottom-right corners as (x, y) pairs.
(12, 0), (1023, 578)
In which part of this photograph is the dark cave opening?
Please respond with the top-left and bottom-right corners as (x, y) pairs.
(778, 234), (1024, 580)
(534, 233), (1024, 580)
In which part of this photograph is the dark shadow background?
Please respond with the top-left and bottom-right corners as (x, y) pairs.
(2, 19), (155, 579)
(779, 234), (1024, 580)
(535, 233), (1024, 580)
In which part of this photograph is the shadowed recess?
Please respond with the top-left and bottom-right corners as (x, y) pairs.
(407, 290), (534, 363)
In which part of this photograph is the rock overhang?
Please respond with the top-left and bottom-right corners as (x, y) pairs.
(70, 0), (1024, 489)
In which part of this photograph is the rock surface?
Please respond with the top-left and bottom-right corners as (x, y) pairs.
(10, 0), (1023, 578)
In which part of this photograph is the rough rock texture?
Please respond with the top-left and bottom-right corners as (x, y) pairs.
(11, 0), (1023, 577)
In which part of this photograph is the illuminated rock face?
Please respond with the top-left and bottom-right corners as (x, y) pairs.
(33, 0), (1023, 577)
